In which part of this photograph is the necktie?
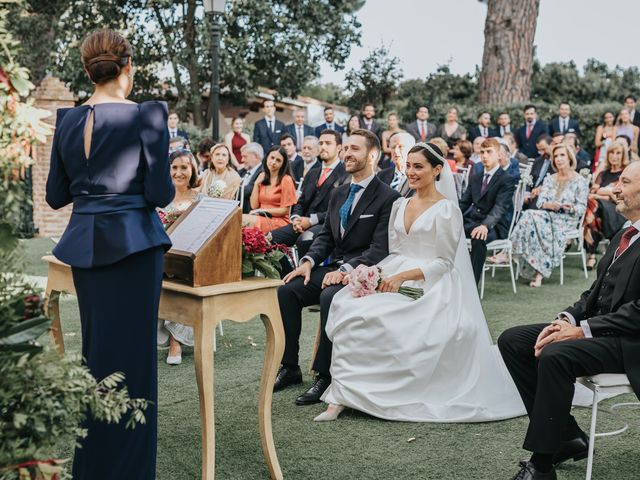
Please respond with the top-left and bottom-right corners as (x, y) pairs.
(420, 122), (426, 141)
(339, 184), (364, 229)
(482, 127), (487, 137)
(615, 226), (639, 259)
(317, 167), (331, 186)
(526, 123), (533, 139)
(480, 173), (491, 194)
(297, 126), (303, 150)
(268, 120), (273, 133)
(390, 171), (405, 191)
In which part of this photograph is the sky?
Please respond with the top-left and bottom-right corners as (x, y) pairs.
(319, 0), (640, 85)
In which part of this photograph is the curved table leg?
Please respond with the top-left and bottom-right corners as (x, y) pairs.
(259, 305), (285, 480)
(193, 313), (217, 480)
(46, 289), (65, 356)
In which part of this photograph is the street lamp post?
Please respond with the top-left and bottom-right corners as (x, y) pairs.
(204, 0), (226, 142)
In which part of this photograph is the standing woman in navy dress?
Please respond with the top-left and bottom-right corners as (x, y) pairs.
(45, 29), (174, 479)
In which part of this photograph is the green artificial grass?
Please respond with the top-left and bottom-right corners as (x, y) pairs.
(20, 239), (640, 479)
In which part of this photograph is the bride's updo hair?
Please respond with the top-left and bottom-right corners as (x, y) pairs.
(81, 29), (133, 84)
(408, 142), (445, 181)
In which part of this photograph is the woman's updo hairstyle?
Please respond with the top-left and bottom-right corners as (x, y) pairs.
(81, 29), (133, 84)
(408, 143), (445, 181)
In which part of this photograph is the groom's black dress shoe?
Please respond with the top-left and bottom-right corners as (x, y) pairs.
(273, 365), (302, 392)
(295, 376), (331, 405)
(511, 461), (556, 480)
(552, 430), (589, 465)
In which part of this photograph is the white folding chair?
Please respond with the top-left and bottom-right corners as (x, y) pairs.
(457, 166), (471, 192)
(560, 174), (592, 285)
(577, 374), (639, 480)
(479, 179), (527, 299)
(518, 163), (532, 178)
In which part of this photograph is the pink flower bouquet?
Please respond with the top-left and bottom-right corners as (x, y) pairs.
(347, 265), (423, 300)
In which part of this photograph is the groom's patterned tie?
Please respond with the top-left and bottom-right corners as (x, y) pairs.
(339, 184), (364, 229)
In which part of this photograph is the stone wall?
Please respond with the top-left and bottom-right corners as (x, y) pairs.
(31, 77), (75, 237)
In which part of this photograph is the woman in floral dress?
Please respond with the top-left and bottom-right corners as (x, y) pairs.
(511, 144), (589, 287)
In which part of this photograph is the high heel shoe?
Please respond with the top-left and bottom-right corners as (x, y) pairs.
(586, 256), (597, 271)
(313, 404), (345, 422)
(529, 276), (542, 288)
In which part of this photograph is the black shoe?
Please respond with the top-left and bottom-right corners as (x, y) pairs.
(273, 365), (302, 392)
(552, 430), (589, 466)
(511, 461), (556, 480)
(295, 376), (331, 405)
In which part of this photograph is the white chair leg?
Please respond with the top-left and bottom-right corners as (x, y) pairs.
(491, 264), (496, 278)
(581, 247), (588, 279)
(213, 329), (217, 353)
(480, 266), (485, 300)
(508, 250), (517, 294)
(586, 389), (599, 480)
(218, 320), (224, 337)
(560, 255), (565, 286)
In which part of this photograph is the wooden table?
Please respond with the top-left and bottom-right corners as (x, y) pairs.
(43, 255), (284, 480)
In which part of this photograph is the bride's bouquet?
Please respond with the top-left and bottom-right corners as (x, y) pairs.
(347, 265), (423, 300)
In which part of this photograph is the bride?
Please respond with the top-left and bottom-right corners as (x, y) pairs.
(315, 142), (526, 422)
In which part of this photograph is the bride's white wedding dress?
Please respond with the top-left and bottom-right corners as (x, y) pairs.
(321, 196), (527, 422)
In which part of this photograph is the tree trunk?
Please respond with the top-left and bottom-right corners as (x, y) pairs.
(478, 0), (540, 104)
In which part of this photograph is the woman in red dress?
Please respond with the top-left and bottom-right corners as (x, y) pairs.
(224, 116), (250, 168)
(242, 146), (297, 233)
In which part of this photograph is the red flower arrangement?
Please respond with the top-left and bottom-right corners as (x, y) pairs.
(242, 227), (289, 278)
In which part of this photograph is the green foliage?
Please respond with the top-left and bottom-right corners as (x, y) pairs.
(299, 82), (348, 106)
(344, 45), (403, 114)
(6, 0), (364, 127)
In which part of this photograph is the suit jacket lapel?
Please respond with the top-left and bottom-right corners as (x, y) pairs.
(478, 168), (503, 200)
(611, 237), (640, 307)
(343, 178), (379, 238)
(313, 165), (343, 206)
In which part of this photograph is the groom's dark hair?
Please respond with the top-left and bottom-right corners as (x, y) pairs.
(350, 128), (381, 155)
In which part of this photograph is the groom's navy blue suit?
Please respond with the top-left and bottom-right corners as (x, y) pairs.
(277, 176), (400, 376)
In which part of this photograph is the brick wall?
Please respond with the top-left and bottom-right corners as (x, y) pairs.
(32, 77), (75, 237)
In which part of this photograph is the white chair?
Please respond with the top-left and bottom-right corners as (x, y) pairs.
(518, 163), (532, 178)
(577, 374), (639, 480)
(559, 174), (591, 285)
(457, 166), (471, 193)
(479, 179), (527, 299)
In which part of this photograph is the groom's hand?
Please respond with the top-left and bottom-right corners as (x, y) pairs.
(283, 260), (312, 285)
(322, 271), (346, 289)
(470, 225), (488, 240)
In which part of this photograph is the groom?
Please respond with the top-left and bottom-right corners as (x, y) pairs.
(275, 129), (400, 405)
(499, 162), (640, 479)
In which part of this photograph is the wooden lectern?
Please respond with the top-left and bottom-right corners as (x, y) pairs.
(164, 198), (242, 287)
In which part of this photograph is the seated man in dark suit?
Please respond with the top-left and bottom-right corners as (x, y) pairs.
(468, 111), (498, 143)
(284, 108), (315, 152)
(253, 99), (284, 154)
(524, 134), (553, 209)
(377, 131), (416, 198)
(279, 133), (305, 182)
(498, 162), (640, 480)
(549, 102), (581, 137)
(474, 138), (521, 184)
(315, 106), (345, 137)
(238, 142), (264, 213)
(270, 130), (349, 258)
(515, 104), (550, 159)
(564, 132), (591, 171)
(274, 129), (400, 405)
(459, 138), (515, 284)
